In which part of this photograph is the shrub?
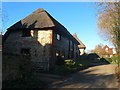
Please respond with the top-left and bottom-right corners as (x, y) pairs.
(105, 58), (112, 63)
(105, 56), (118, 64)
(100, 58), (110, 64)
(111, 56), (118, 64)
(64, 59), (75, 66)
(51, 58), (91, 76)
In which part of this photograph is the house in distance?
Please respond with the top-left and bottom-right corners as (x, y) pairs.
(3, 8), (85, 71)
(102, 45), (113, 58)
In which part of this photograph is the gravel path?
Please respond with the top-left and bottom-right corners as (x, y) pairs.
(48, 64), (120, 88)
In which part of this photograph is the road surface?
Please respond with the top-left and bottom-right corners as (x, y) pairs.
(48, 64), (120, 88)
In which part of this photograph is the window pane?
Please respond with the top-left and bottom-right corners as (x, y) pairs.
(57, 34), (60, 40)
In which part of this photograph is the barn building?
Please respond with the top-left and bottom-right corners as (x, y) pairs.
(3, 8), (80, 71)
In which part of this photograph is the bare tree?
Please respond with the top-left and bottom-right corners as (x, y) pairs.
(92, 43), (104, 57)
(97, 2), (120, 66)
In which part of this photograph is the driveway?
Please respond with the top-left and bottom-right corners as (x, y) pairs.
(48, 64), (120, 88)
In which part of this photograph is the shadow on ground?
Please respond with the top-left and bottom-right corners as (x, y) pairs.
(48, 65), (118, 88)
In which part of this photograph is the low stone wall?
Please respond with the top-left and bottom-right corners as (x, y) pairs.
(2, 53), (32, 81)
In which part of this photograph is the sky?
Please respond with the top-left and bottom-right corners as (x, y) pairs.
(2, 2), (113, 52)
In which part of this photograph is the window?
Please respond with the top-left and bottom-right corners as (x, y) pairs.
(56, 50), (60, 57)
(21, 48), (30, 55)
(22, 30), (31, 37)
(105, 48), (108, 52)
(61, 51), (65, 58)
(57, 34), (61, 40)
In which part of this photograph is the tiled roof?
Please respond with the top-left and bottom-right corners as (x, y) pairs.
(102, 45), (113, 55)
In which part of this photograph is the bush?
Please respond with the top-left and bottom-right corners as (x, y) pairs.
(64, 59), (75, 66)
(100, 58), (110, 64)
(65, 59), (82, 69)
(105, 58), (112, 63)
(51, 59), (87, 75)
(111, 56), (118, 64)
(105, 56), (118, 64)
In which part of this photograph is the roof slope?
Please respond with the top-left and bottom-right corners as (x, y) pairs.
(73, 33), (86, 49)
(103, 45), (109, 49)
(102, 45), (113, 55)
(8, 8), (55, 30)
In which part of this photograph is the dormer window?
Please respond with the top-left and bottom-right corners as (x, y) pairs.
(57, 34), (61, 40)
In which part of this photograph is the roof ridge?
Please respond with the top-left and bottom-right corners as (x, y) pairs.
(32, 8), (45, 14)
(73, 34), (86, 48)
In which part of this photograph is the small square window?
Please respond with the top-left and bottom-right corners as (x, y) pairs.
(22, 30), (31, 37)
(57, 34), (61, 40)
